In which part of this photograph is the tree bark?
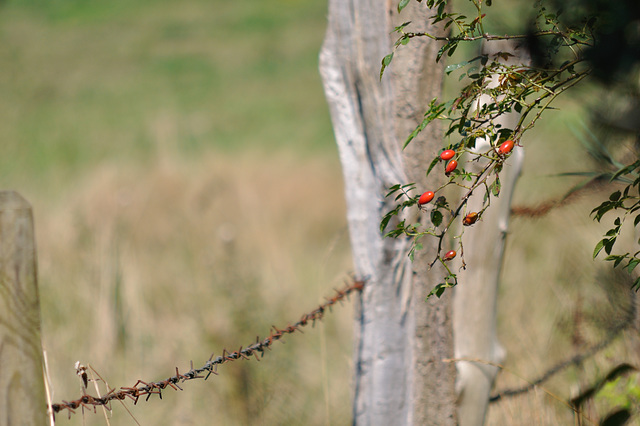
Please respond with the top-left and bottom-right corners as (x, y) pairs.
(319, 1), (455, 424)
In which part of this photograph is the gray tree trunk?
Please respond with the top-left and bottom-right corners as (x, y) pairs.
(319, 1), (456, 425)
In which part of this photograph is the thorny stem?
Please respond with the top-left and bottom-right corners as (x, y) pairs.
(427, 159), (498, 268)
(400, 30), (592, 47)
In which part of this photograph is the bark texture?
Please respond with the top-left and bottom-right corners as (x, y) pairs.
(319, 1), (455, 424)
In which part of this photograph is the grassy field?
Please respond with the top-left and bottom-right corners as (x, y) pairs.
(1, 0), (638, 424)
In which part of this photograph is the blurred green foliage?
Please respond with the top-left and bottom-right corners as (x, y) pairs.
(0, 0), (334, 194)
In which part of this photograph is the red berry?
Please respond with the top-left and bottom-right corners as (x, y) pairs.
(443, 250), (457, 261)
(445, 160), (458, 175)
(498, 140), (515, 155)
(463, 212), (478, 226)
(440, 149), (455, 161)
(418, 191), (435, 205)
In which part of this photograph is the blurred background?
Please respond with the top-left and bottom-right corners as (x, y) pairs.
(0, 0), (638, 424)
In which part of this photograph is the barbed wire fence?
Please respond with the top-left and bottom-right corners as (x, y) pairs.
(49, 279), (365, 420)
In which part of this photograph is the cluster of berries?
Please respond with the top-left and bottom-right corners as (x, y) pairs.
(415, 140), (516, 261)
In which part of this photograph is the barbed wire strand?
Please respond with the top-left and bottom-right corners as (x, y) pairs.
(50, 278), (366, 419)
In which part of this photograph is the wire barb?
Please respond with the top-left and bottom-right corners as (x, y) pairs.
(50, 278), (366, 418)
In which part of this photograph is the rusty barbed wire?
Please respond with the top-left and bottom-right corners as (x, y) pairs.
(50, 278), (366, 418)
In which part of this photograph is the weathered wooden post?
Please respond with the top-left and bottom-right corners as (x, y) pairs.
(320, 1), (455, 424)
(0, 191), (47, 425)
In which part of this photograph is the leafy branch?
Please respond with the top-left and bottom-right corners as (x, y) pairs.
(380, 0), (596, 298)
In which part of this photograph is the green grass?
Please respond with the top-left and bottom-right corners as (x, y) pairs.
(0, 0), (334, 195)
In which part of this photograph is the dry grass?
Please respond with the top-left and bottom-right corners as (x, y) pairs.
(38, 150), (354, 425)
(486, 175), (640, 425)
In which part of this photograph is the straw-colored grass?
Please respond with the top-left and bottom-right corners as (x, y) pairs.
(39, 151), (354, 425)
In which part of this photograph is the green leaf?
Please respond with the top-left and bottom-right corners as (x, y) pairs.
(593, 239), (606, 258)
(444, 56), (482, 75)
(611, 160), (640, 182)
(404, 100), (446, 149)
(609, 190), (621, 201)
(385, 184), (401, 197)
(605, 255), (625, 268)
(605, 228), (618, 237)
(431, 210), (443, 227)
(492, 176), (501, 197)
(380, 210), (399, 232)
(604, 237), (616, 255)
(393, 21), (412, 32)
(380, 53), (394, 79)
(426, 156), (440, 177)
(398, 0), (411, 12)
(411, 242), (423, 261)
(426, 277), (457, 299)
(427, 283), (447, 299)
(626, 258), (640, 274)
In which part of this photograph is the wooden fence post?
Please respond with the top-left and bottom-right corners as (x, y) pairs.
(0, 191), (47, 425)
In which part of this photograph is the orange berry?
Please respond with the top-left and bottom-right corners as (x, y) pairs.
(498, 140), (515, 155)
(445, 159), (458, 175)
(443, 250), (457, 261)
(418, 191), (435, 205)
(440, 149), (455, 161)
(463, 212), (478, 226)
